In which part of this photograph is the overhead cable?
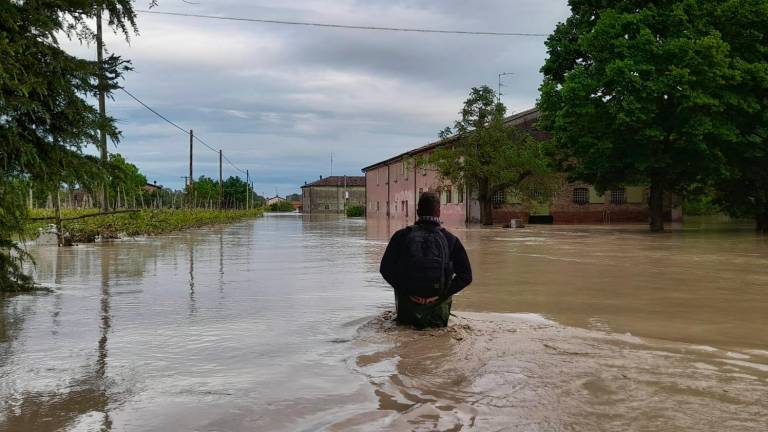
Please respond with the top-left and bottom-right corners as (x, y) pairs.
(135, 10), (549, 37)
(120, 86), (248, 175)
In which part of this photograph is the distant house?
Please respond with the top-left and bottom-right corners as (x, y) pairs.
(144, 182), (163, 193)
(301, 175), (366, 214)
(266, 196), (286, 206)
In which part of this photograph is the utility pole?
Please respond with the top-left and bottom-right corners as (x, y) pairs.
(245, 169), (250, 210)
(96, 8), (109, 212)
(497, 72), (514, 105)
(188, 129), (194, 208)
(330, 153), (334, 177)
(219, 150), (223, 210)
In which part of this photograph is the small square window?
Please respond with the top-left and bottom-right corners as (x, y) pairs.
(611, 188), (626, 205)
(573, 188), (588, 205)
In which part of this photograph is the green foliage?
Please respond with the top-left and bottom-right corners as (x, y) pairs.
(269, 200), (294, 212)
(424, 86), (556, 225)
(706, 1), (768, 232)
(683, 195), (722, 217)
(26, 208), (263, 244)
(346, 205), (365, 217)
(538, 0), (766, 232)
(0, 0), (138, 290)
(188, 175), (264, 209)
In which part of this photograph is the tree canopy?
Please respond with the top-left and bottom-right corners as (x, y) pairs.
(424, 86), (555, 225)
(0, 0), (138, 290)
(538, 0), (762, 231)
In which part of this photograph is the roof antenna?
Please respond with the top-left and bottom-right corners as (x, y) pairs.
(498, 72), (514, 104)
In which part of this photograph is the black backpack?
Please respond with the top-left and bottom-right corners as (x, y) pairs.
(400, 225), (452, 298)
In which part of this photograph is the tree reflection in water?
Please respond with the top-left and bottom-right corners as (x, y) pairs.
(0, 246), (114, 432)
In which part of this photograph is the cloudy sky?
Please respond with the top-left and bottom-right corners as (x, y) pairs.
(71, 0), (570, 196)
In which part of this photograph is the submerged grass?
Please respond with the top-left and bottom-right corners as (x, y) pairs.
(26, 208), (264, 243)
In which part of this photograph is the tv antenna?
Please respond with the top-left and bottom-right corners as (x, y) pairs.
(498, 72), (515, 104)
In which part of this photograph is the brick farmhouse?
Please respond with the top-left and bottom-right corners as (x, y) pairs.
(361, 108), (682, 225)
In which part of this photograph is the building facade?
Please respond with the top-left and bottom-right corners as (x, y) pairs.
(266, 196), (286, 206)
(362, 108), (682, 225)
(301, 176), (366, 214)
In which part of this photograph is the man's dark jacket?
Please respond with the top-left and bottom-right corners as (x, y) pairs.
(379, 218), (472, 327)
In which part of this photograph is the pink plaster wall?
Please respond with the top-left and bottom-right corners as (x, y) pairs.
(365, 160), (468, 225)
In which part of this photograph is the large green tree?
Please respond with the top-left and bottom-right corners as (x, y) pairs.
(0, 0), (138, 290)
(538, 0), (747, 232)
(708, 1), (768, 232)
(425, 86), (554, 225)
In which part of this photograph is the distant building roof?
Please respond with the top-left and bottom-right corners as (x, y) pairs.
(301, 176), (366, 188)
(361, 107), (541, 172)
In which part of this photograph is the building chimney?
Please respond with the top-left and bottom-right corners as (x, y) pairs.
(320, 175), (323, 179)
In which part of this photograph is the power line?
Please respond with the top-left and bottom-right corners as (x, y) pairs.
(222, 153), (246, 175)
(193, 135), (218, 154)
(120, 86), (248, 176)
(135, 10), (549, 37)
(120, 87), (189, 135)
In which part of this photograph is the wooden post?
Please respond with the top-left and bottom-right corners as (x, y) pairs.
(54, 189), (63, 247)
(96, 8), (110, 213)
(219, 150), (223, 210)
(189, 129), (194, 209)
(246, 169), (250, 210)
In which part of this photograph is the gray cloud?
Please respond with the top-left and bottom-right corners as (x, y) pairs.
(75, 0), (570, 194)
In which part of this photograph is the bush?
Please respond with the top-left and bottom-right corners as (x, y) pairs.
(683, 195), (722, 216)
(25, 208), (263, 244)
(268, 200), (294, 212)
(346, 205), (365, 217)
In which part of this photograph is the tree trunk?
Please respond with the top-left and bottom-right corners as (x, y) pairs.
(479, 178), (493, 225)
(649, 177), (665, 233)
(756, 195), (768, 234)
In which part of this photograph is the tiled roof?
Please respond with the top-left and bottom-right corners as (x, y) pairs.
(361, 107), (541, 172)
(301, 176), (366, 188)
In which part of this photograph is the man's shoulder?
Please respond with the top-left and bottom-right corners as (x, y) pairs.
(389, 226), (414, 241)
(439, 227), (458, 240)
(438, 227), (462, 248)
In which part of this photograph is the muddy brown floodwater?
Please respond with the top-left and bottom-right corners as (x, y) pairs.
(1, 214), (767, 431)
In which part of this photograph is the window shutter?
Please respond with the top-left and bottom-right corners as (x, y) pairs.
(589, 187), (606, 204)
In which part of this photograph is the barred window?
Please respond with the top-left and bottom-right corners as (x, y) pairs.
(611, 188), (627, 204)
(573, 188), (588, 205)
(445, 186), (453, 204)
(458, 188), (464, 203)
(492, 189), (505, 204)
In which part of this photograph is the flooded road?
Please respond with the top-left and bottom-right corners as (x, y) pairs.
(1, 215), (767, 431)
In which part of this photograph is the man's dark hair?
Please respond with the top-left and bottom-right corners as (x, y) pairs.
(417, 192), (440, 217)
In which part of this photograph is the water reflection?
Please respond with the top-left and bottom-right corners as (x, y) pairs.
(0, 217), (766, 431)
(0, 246), (114, 432)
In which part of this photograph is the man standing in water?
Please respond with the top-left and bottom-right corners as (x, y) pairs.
(380, 192), (473, 328)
